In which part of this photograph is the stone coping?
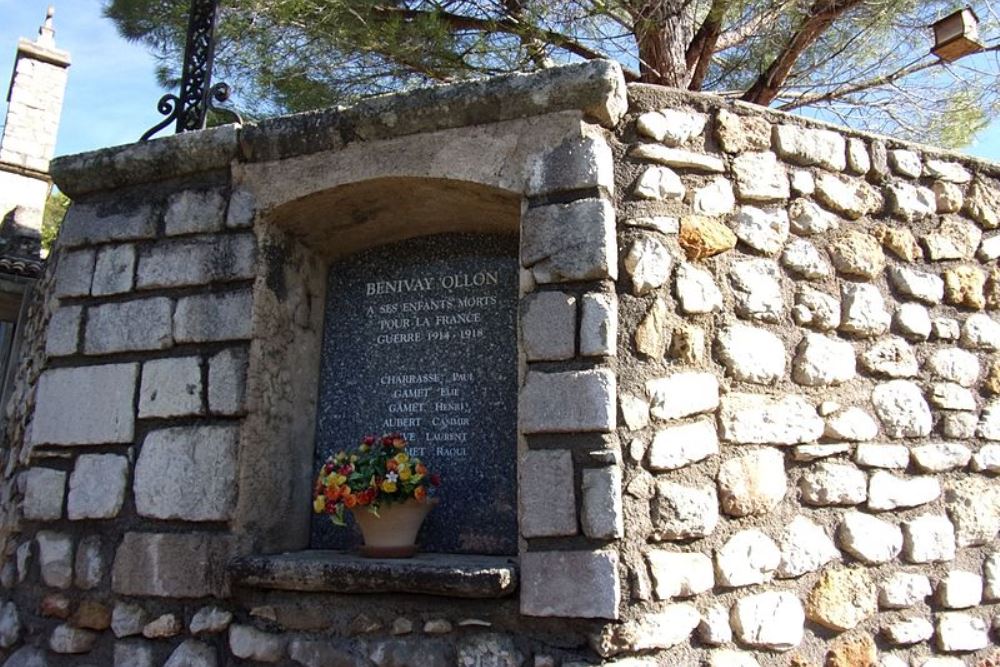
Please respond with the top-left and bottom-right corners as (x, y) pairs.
(49, 60), (627, 198)
(229, 551), (519, 599)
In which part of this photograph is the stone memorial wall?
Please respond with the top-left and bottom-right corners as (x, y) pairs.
(0, 59), (997, 666)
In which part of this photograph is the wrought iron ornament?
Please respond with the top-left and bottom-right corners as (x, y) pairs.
(141, 0), (241, 141)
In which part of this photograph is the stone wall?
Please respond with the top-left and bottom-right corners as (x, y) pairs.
(609, 84), (1000, 664)
(0, 59), (998, 667)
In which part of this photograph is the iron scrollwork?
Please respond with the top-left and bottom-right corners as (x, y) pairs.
(141, 0), (242, 141)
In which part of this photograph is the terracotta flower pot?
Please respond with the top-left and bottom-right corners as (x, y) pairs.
(350, 498), (438, 558)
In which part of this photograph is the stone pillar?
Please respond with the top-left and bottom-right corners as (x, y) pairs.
(0, 7), (71, 233)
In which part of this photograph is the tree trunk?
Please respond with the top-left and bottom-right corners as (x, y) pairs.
(634, 0), (694, 88)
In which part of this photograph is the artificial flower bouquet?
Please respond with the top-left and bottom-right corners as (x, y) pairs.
(313, 433), (441, 526)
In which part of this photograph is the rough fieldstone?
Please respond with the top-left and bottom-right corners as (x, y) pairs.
(521, 292), (576, 361)
(846, 137), (870, 174)
(75, 536), (105, 590)
(938, 571), (982, 609)
(619, 394), (649, 432)
(716, 529), (780, 588)
(629, 144), (725, 172)
(715, 109), (770, 153)
(732, 206), (789, 255)
(36, 531), (73, 589)
(456, 633), (524, 667)
(634, 297), (668, 359)
(984, 553), (1000, 601)
(368, 638), (454, 667)
(84, 297), (173, 354)
(887, 149), (921, 177)
(924, 218), (982, 261)
(884, 617), (933, 646)
(91, 244), (136, 296)
(134, 425), (237, 521)
(806, 567), (877, 631)
(633, 166), (685, 201)
(731, 592), (803, 651)
(190, 607), (233, 636)
(53, 248), (95, 298)
(678, 215), (737, 260)
(790, 170), (814, 195)
(647, 551), (714, 598)
(964, 179), (1000, 229)
(674, 262), (722, 313)
(788, 198), (839, 235)
(729, 258), (784, 322)
(777, 515), (839, 578)
(924, 159), (970, 183)
(580, 293), (617, 357)
(912, 443), (971, 472)
(208, 347), (248, 415)
(774, 125), (846, 170)
(935, 180), (964, 213)
(142, 613), (182, 638)
(520, 551), (620, 619)
(112, 532), (230, 597)
(623, 215), (679, 235)
(645, 372), (718, 421)
(927, 348), (979, 386)
(854, 443), (909, 469)
(522, 198), (616, 282)
(979, 399), (1000, 439)
(871, 380), (931, 438)
(164, 640), (217, 667)
(781, 238), (830, 279)
(936, 613), (988, 652)
(961, 313), (1000, 350)
(112, 603), (148, 638)
(520, 450), (575, 538)
(45, 306), (81, 357)
(716, 324), (785, 384)
(879, 572), (931, 609)
(519, 369), (615, 432)
(894, 302), (931, 340)
(68, 454), (128, 520)
(694, 178), (736, 216)
(651, 481), (719, 540)
(596, 605), (700, 654)
(943, 412), (978, 439)
(793, 444), (851, 462)
(174, 290), (253, 342)
(229, 624), (286, 662)
(902, 515), (955, 563)
(868, 472), (940, 511)
(860, 337), (918, 377)
(814, 173), (881, 219)
(792, 333), (855, 386)
(582, 467), (623, 539)
(839, 282), (890, 336)
(637, 110), (706, 145)
(887, 182), (936, 220)
(874, 224), (923, 262)
(972, 444), (1000, 472)
(829, 231), (885, 279)
(29, 363), (138, 446)
(838, 512), (902, 564)
(22, 467), (66, 521)
(943, 265), (986, 309)
(0, 602), (21, 649)
(669, 323), (705, 363)
(716, 448), (786, 517)
(824, 407), (878, 441)
(699, 605), (732, 645)
(718, 393), (823, 444)
(625, 235), (672, 296)
(793, 286), (840, 331)
(49, 624), (97, 654)
(800, 462), (867, 506)
(165, 189), (226, 235)
(945, 477), (1000, 547)
(731, 153), (789, 202)
(648, 420), (718, 471)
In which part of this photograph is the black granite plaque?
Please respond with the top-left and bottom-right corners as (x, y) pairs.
(311, 234), (519, 555)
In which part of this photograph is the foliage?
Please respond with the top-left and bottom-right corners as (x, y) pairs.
(104, 0), (1000, 145)
(41, 191), (70, 253)
(313, 433), (441, 526)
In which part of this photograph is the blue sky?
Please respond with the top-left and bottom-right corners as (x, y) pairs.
(1, 0), (999, 161)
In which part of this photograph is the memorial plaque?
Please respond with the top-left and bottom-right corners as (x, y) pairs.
(311, 234), (519, 555)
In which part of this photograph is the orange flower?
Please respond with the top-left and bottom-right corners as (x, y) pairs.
(415, 463), (427, 475)
(324, 485), (341, 501)
(342, 493), (357, 508)
(392, 437), (406, 449)
(386, 459), (399, 472)
(414, 486), (427, 502)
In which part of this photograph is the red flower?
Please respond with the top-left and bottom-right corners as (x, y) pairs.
(338, 464), (353, 476)
(362, 435), (376, 445)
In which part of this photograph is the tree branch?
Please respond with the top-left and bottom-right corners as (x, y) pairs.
(685, 0), (730, 90)
(714, 1), (791, 52)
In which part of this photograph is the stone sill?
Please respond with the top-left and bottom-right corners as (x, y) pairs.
(229, 551), (518, 599)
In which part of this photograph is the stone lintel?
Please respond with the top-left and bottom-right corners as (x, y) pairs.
(228, 551), (518, 599)
(16, 38), (71, 68)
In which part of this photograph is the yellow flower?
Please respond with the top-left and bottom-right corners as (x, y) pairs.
(381, 480), (398, 493)
(399, 467), (412, 481)
(313, 496), (326, 513)
(394, 453), (409, 464)
(333, 474), (347, 486)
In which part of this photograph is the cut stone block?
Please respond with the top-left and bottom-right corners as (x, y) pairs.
(29, 364), (138, 446)
(520, 551), (620, 619)
(519, 369), (615, 433)
(520, 450), (576, 538)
